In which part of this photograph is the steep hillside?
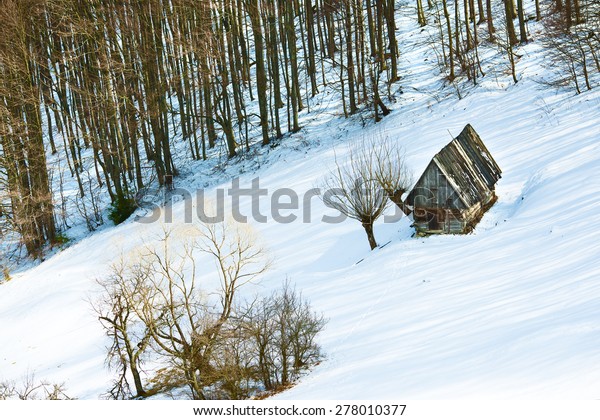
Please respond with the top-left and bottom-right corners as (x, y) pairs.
(1, 6), (600, 400)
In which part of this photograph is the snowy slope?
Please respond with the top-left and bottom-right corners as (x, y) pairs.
(1, 11), (600, 400)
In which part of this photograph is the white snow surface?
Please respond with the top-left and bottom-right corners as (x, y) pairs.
(1, 13), (600, 400)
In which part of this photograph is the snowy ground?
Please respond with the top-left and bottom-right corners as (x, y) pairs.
(1, 9), (600, 400)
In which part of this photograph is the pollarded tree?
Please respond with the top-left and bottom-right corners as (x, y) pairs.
(322, 137), (413, 250)
(321, 145), (389, 250)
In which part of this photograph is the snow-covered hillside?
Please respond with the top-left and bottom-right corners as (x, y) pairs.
(1, 9), (600, 400)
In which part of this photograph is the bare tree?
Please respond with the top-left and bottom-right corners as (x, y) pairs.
(540, 3), (599, 93)
(239, 281), (326, 393)
(129, 221), (269, 399)
(93, 260), (153, 399)
(322, 145), (389, 250)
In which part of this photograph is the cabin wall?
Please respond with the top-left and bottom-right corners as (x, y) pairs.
(412, 192), (497, 236)
(413, 208), (466, 235)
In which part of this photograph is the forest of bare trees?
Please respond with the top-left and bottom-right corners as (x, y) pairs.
(0, 0), (598, 257)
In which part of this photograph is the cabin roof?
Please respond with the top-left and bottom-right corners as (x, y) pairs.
(407, 124), (502, 208)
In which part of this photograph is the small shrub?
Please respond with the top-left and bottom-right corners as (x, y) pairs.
(52, 233), (71, 248)
(108, 195), (137, 225)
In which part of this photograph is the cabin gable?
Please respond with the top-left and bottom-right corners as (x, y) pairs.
(409, 161), (466, 210)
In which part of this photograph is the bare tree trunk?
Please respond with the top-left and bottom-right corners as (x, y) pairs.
(486, 0), (496, 41)
(344, 0), (357, 114)
(504, 0), (519, 46)
(516, 0), (528, 43)
(362, 222), (378, 250)
(248, 0), (270, 145)
(384, 0), (399, 82)
(565, 0), (574, 28)
(305, 0), (319, 96)
(417, 0), (427, 26)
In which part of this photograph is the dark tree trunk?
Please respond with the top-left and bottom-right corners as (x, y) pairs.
(486, 0), (495, 40)
(442, 0), (455, 80)
(516, 0), (528, 43)
(362, 221), (378, 250)
(504, 0), (518, 46)
(248, 0), (270, 145)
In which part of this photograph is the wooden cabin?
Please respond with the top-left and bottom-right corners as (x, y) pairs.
(405, 125), (502, 235)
